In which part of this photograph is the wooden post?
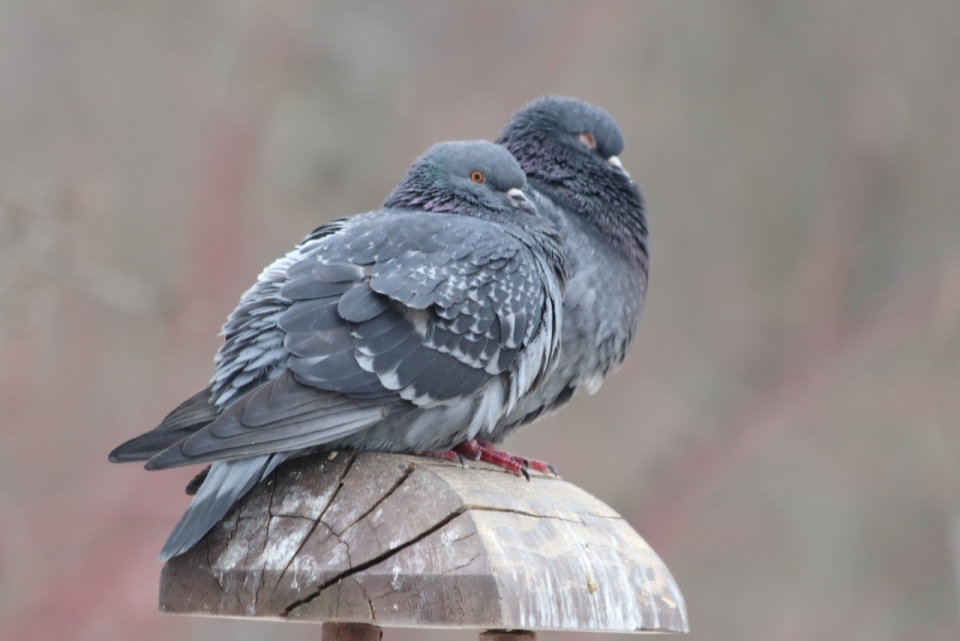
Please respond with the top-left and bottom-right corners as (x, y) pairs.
(322, 622), (382, 640)
(160, 452), (688, 636)
(480, 631), (536, 641)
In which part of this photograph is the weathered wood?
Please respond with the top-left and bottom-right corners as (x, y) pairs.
(160, 451), (688, 634)
(322, 621), (382, 640)
(480, 630), (536, 641)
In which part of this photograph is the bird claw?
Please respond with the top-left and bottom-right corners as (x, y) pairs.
(448, 440), (558, 480)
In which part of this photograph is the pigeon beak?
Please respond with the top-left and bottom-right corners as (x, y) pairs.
(507, 188), (536, 214)
(606, 155), (632, 179)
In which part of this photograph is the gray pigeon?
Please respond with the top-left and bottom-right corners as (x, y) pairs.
(109, 140), (567, 561)
(490, 97), (648, 441)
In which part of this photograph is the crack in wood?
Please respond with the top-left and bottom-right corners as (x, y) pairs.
(281, 507), (468, 616)
(330, 526), (354, 568)
(341, 463), (415, 534)
(272, 452), (357, 596)
(279, 504), (619, 615)
(466, 505), (620, 524)
(415, 458), (563, 482)
(442, 552), (482, 575)
(452, 574), (466, 620)
(267, 512), (316, 522)
(254, 478), (282, 609)
(224, 513), (241, 546)
(204, 538), (226, 595)
(443, 530), (478, 547)
(334, 580), (345, 619)
(266, 474), (279, 518)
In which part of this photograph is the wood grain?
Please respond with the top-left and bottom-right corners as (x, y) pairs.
(160, 451), (688, 633)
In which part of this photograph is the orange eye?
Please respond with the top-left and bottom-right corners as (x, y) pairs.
(579, 132), (597, 150)
(470, 170), (484, 183)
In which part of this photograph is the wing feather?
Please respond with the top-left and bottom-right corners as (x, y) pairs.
(143, 209), (564, 469)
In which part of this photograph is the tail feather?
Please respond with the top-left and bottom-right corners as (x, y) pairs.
(109, 426), (209, 463)
(109, 388), (218, 463)
(157, 388), (220, 430)
(158, 454), (271, 562)
(144, 371), (387, 470)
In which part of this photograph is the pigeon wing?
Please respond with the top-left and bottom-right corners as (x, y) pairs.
(145, 210), (562, 469)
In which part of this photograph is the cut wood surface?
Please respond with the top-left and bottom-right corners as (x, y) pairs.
(160, 452), (688, 634)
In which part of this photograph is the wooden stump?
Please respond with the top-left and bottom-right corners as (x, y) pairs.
(160, 452), (688, 635)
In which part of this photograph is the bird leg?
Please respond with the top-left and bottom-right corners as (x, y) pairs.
(451, 440), (558, 479)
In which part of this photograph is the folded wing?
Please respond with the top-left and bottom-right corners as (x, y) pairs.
(144, 210), (562, 470)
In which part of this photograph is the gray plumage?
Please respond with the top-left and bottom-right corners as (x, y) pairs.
(492, 97), (649, 437)
(110, 140), (567, 561)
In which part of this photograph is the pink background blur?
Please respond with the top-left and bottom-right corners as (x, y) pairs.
(1, 2), (959, 640)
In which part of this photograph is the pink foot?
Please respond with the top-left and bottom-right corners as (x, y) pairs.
(451, 440), (558, 480)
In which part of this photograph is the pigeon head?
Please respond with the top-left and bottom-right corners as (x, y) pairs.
(496, 96), (647, 265)
(500, 96), (626, 163)
(384, 140), (537, 218)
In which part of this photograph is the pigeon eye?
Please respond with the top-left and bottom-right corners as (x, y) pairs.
(579, 132), (597, 150)
(470, 170), (484, 183)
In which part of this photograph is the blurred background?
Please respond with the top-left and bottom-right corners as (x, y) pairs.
(1, 1), (959, 640)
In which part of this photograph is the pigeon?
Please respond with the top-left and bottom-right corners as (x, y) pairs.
(109, 140), (567, 561)
(388, 98), (648, 476)
(488, 96), (648, 442)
